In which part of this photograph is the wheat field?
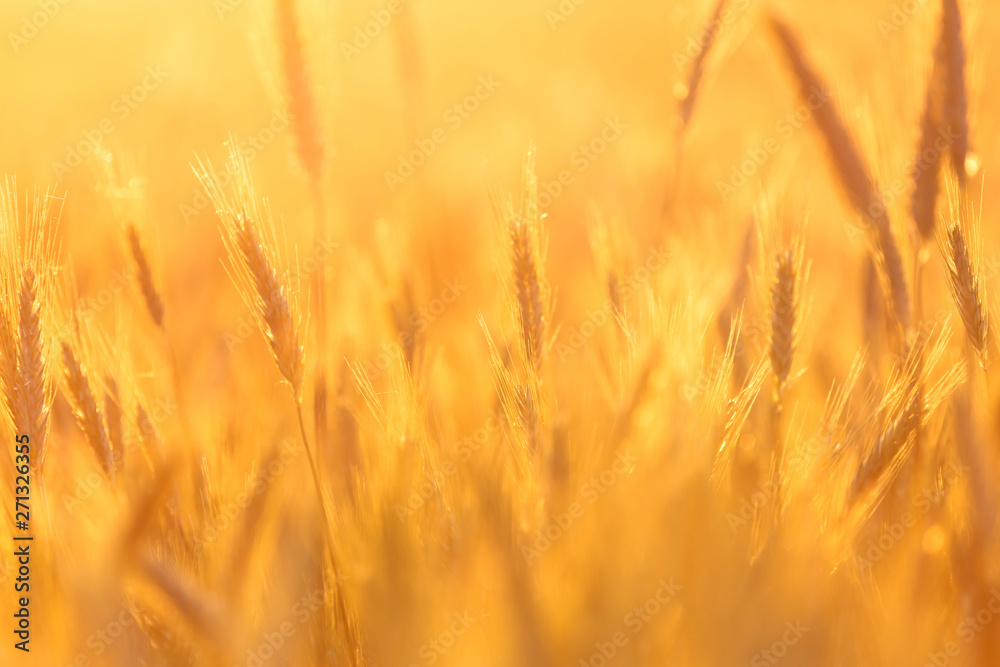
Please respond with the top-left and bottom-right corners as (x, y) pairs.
(1, 0), (999, 665)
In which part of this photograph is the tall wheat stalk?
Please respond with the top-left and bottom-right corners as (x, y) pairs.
(196, 146), (364, 665)
(0, 182), (60, 472)
(940, 0), (969, 182)
(940, 182), (989, 371)
(488, 148), (554, 465)
(665, 0), (731, 215)
(768, 14), (911, 331)
(273, 0), (332, 473)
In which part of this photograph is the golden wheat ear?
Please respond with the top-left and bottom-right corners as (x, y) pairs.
(939, 181), (989, 369)
(0, 181), (62, 472)
(675, 0), (728, 133)
(61, 339), (115, 480)
(911, 67), (946, 242)
(503, 147), (553, 375)
(273, 0), (326, 185)
(125, 222), (165, 329)
(749, 196), (809, 403)
(940, 0), (970, 181)
(911, 0), (971, 242)
(485, 148), (556, 470)
(195, 145), (306, 399)
(767, 14), (911, 331)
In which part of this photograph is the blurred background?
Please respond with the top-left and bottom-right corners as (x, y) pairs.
(0, 0), (996, 387)
(0, 0), (998, 665)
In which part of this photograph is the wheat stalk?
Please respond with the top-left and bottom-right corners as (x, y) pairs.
(126, 222), (165, 329)
(273, 0), (325, 185)
(15, 270), (50, 459)
(911, 0), (971, 242)
(61, 340), (115, 479)
(0, 182), (60, 471)
(940, 0), (969, 181)
(770, 251), (798, 397)
(768, 14), (911, 330)
(911, 76), (945, 242)
(486, 149), (556, 468)
(941, 221), (989, 368)
(676, 0), (728, 131)
(105, 375), (124, 473)
(509, 152), (550, 373)
(196, 145), (366, 666)
(196, 147), (305, 398)
(271, 0), (332, 488)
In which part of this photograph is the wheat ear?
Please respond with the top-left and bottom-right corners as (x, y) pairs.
(126, 222), (165, 329)
(0, 182), (60, 471)
(911, 0), (970, 240)
(197, 146), (363, 665)
(274, 0), (325, 184)
(272, 0), (330, 454)
(676, 0), (728, 130)
(104, 375), (124, 473)
(770, 251), (798, 398)
(499, 147), (552, 374)
(61, 341), (114, 479)
(16, 270), (50, 461)
(940, 0), (969, 181)
(768, 14), (911, 329)
(941, 218), (989, 369)
(196, 148), (305, 398)
(911, 75), (945, 242)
